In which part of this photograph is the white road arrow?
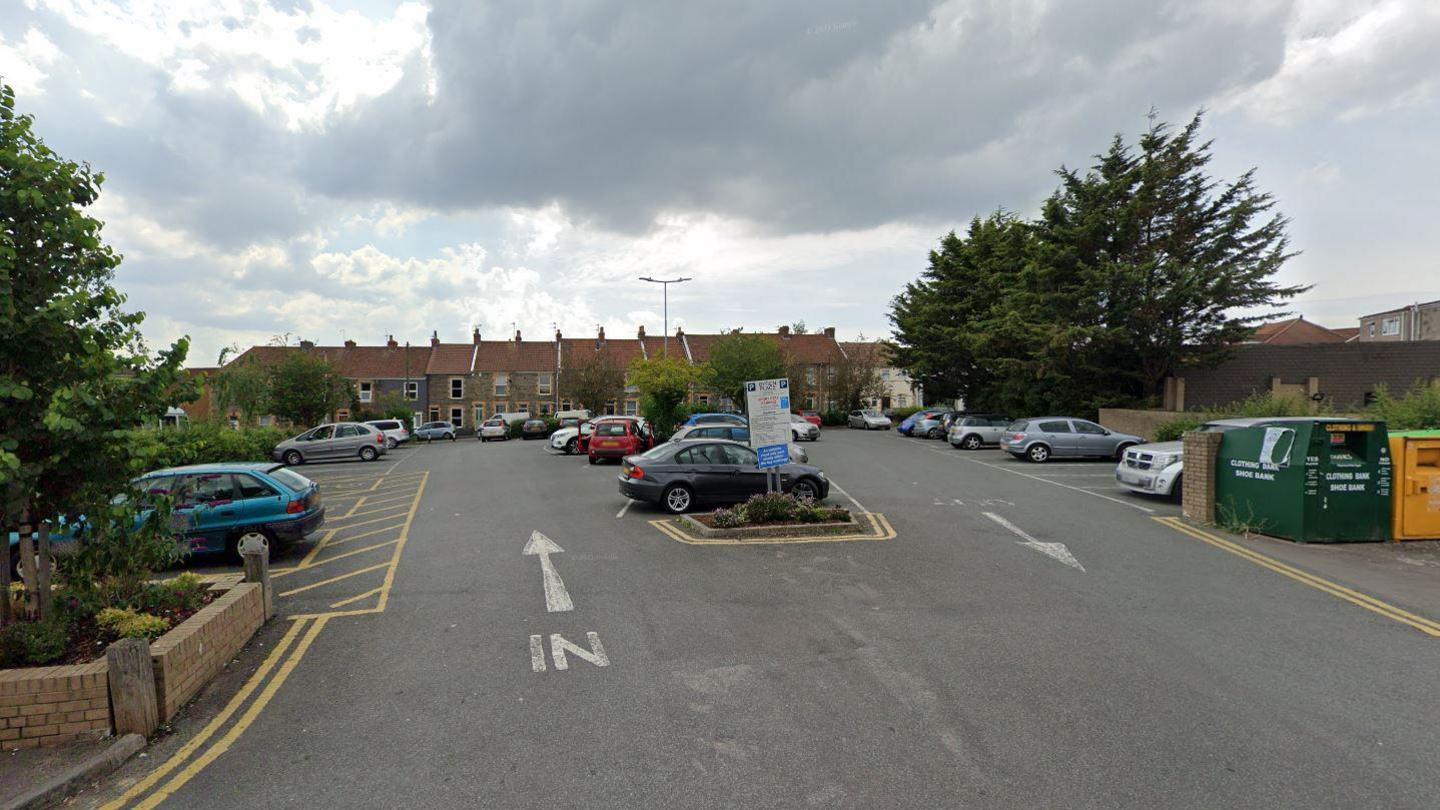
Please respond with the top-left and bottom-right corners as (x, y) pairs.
(523, 530), (574, 612)
(982, 512), (1085, 572)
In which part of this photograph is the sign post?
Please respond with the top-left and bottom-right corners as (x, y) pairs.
(745, 378), (791, 492)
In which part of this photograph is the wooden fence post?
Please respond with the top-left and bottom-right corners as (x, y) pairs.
(18, 533), (36, 618)
(36, 522), (52, 621)
(240, 535), (273, 620)
(107, 637), (159, 737)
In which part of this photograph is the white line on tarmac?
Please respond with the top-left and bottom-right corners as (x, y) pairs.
(826, 478), (869, 513)
(983, 511), (1086, 571)
(615, 500), (632, 519)
(383, 448), (419, 476)
(920, 446), (1155, 514)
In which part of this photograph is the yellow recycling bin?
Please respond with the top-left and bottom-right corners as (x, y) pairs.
(1388, 430), (1440, 541)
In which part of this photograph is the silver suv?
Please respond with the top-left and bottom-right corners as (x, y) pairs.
(273, 422), (388, 465)
(947, 414), (1013, 450)
(999, 417), (1142, 463)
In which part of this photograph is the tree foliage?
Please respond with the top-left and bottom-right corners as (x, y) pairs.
(212, 360), (269, 423)
(829, 343), (889, 411)
(890, 112), (1305, 416)
(0, 82), (190, 527)
(703, 333), (785, 406)
(265, 352), (355, 427)
(628, 353), (700, 435)
(565, 348), (626, 413)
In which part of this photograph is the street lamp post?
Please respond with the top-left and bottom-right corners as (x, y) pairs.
(638, 276), (692, 355)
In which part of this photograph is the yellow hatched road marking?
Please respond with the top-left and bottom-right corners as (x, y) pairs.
(329, 502), (411, 523)
(1154, 517), (1440, 638)
(329, 586), (383, 609)
(338, 496), (367, 518)
(276, 563), (390, 597)
(325, 521), (406, 548)
(99, 619), (311, 810)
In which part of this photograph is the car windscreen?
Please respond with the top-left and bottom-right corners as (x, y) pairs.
(269, 468), (312, 492)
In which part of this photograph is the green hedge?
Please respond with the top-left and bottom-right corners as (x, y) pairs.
(122, 422), (291, 474)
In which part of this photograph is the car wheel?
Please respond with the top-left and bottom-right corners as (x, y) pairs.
(386, 437), (398, 450)
(1169, 474), (1184, 503)
(662, 484), (694, 514)
(791, 478), (820, 502)
(1026, 444), (1051, 463)
(228, 530), (272, 563)
(961, 434), (982, 451)
(360, 446), (378, 462)
(566, 439), (578, 455)
(449, 433), (456, 442)
(1114, 443), (1136, 462)
(927, 427), (942, 439)
(284, 449), (303, 466)
(588, 455), (598, 465)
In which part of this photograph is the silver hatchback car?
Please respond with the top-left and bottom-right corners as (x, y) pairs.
(273, 422), (389, 465)
(999, 417), (1142, 463)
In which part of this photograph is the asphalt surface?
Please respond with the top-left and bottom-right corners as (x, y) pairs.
(86, 429), (1440, 808)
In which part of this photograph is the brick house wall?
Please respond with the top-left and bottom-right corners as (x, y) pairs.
(1171, 343), (1440, 410)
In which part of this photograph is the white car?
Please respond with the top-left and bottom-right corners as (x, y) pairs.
(668, 424), (809, 464)
(364, 419), (411, 449)
(847, 410), (892, 430)
(549, 421), (592, 454)
(1114, 417), (1275, 500)
(790, 413), (820, 442)
(478, 416), (510, 442)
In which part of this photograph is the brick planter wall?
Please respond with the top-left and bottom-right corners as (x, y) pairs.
(151, 582), (264, 721)
(0, 661), (110, 749)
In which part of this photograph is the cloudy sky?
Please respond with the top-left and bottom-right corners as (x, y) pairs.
(2, 0), (1436, 366)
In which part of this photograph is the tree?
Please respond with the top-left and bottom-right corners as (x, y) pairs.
(0, 82), (191, 530)
(265, 352), (355, 426)
(628, 353), (699, 435)
(890, 111), (1305, 416)
(702, 333), (785, 407)
(212, 359), (269, 424)
(830, 342), (888, 411)
(564, 348), (626, 414)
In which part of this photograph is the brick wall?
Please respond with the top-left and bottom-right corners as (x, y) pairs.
(1182, 431), (1223, 524)
(151, 583), (264, 721)
(0, 661), (110, 749)
(1174, 343), (1440, 410)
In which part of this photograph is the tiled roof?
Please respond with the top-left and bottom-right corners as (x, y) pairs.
(560, 338), (645, 370)
(229, 345), (432, 378)
(682, 332), (844, 364)
(839, 341), (894, 365)
(425, 343), (476, 375)
(474, 340), (558, 372)
(1249, 318), (1347, 345)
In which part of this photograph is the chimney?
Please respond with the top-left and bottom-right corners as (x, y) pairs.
(430, 330), (439, 347)
(514, 329), (522, 342)
(386, 335), (398, 348)
(299, 339), (315, 350)
(676, 326), (684, 338)
(778, 325), (790, 338)
(823, 326), (836, 338)
(598, 326), (606, 342)
(555, 328), (563, 341)
(637, 325), (646, 339)
(473, 327), (481, 345)
(343, 339), (357, 348)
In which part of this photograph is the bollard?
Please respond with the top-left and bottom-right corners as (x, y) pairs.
(239, 534), (274, 620)
(107, 637), (159, 736)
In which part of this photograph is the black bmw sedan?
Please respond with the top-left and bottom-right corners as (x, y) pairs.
(617, 439), (830, 514)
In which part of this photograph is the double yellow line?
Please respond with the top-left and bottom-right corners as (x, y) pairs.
(1155, 517), (1440, 638)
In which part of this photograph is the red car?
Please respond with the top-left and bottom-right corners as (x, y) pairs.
(798, 411), (823, 428)
(586, 417), (654, 464)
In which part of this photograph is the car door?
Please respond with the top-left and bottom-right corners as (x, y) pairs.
(674, 444), (733, 501)
(1070, 420), (1113, 457)
(172, 473), (237, 553)
(234, 473), (285, 531)
(718, 443), (769, 498)
(1034, 420), (1077, 456)
(336, 424), (366, 457)
(301, 424), (335, 458)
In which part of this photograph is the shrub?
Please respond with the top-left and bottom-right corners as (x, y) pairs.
(820, 409), (849, 426)
(890, 405), (924, 421)
(123, 422), (290, 475)
(134, 572), (209, 614)
(507, 419), (527, 438)
(0, 618), (69, 667)
(704, 493), (850, 527)
(56, 495), (188, 602)
(1368, 383), (1440, 430)
(1153, 416), (1206, 443)
(95, 607), (171, 639)
(740, 492), (798, 523)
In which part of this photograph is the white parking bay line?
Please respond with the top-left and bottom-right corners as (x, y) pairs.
(615, 500), (633, 519)
(921, 446), (1154, 514)
(826, 478), (869, 513)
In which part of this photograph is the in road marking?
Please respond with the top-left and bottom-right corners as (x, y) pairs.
(1155, 517), (1440, 638)
(615, 500), (632, 518)
(983, 511), (1085, 571)
(548, 632), (609, 670)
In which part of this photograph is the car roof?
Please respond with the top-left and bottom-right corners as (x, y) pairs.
(142, 462), (282, 476)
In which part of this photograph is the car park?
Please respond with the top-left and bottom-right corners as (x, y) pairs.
(272, 422), (388, 465)
(617, 439), (830, 514)
(682, 412), (748, 427)
(478, 416), (510, 441)
(790, 413), (820, 442)
(669, 424), (809, 464)
(1115, 417), (1276, 500)
(587, 417), (655, 464)
(414, 421), (457, 442)
(1000, 417), (1142, 463)
(947, 414), (1013, 450)
(521, 419), (552, 440)
(364, 419), (410, 449)
(847, 409), (892, 430)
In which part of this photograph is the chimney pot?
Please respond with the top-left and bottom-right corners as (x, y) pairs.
(637, 325), (646, 339)
(823, 326), (836, 338)
(430, 330), (440, 347)
(344, 339), (357, 348)
(598, 326), (606, 342)
(386, 335), (398, 348)
(515, 329), (522, 342)
(555, 329), (563, 341)
(299, 339), (315, 350)
(676, 326), (684, 337)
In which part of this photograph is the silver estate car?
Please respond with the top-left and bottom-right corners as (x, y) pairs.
(999, 417), (1142, 463)
(273, 422), (389, 465)
(848, 410), (892, 430)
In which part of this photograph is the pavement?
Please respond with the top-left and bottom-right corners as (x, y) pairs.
(60, 429), (1440, 808)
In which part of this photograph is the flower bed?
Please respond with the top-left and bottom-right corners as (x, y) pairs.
(707, 492), (851, 529)
(151, 582), (263, 721)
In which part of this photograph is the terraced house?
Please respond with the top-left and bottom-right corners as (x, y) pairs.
(205, 326), (852, 430)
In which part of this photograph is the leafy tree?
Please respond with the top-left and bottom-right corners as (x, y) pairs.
(265, 352), (355, 426)
(890, 111), (1305, 416)
(212, 359), (270, 424)
(830, 342), (889, 411)
(703, 333), (785, 406)
(564, 347), (626, 414)
(628, 353), (700, 435)
(0, 82), (191, 531)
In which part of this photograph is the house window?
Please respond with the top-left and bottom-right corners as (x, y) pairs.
(404, 381), (419, 400)
(359, 381), (373, 403)
(605, 400), (617, 416)
(805, 368), (817, 385)
(494, 373), (508, 397)
(1381, 317), (1401, 336)
(897, 394), (908, 407)
(1368, 323), (1376, 336)
(428, 407), (439, 421)
(517, 402), (530, 415)
(449, 407), (463, 428)
(336, 408), (350, 421)
(804, 396), (815, 410)
(450, 378), (464, 399)
(881, 370), (890, 381)
(259, 415), (273, 427)
(698, 394), (710, 406)
(413, 411), (423, 428)
(538, 373), (552, 395)
(540, 402), (552, 415)
(561, 400), (572, 411)
(625, 399), (638, 416)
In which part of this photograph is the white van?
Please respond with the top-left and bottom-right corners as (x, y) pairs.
(555, 409), (591, 422)
(493, 411), (532, 424)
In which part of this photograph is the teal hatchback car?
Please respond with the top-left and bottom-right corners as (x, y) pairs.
(8, 463), (325, 569)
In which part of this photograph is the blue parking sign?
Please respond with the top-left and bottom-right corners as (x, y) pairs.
(756, 444), (789, 469)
